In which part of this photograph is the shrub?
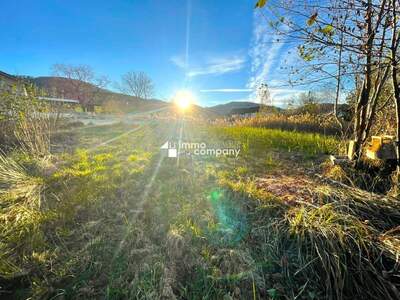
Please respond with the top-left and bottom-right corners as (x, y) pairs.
(0, 87), (51, 158)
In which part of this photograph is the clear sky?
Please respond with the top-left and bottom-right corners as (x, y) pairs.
(0, 0), (302, 107)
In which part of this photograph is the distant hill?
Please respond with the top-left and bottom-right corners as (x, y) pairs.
(27, 76), (168, 112)
(229, 106), (260, 115)
(9, 74), (287, 119)
(18, 75), (220, 118)
(209, 101), (282, 116)
(291, 102), (352, 120)
(180, 104), (220, 119)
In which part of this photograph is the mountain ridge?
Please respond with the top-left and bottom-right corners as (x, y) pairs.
(11, 74), (280, 116)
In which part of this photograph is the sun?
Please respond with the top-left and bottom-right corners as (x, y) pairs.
(174, 90), (195, 110)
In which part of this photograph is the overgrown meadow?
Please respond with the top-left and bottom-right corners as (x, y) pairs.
(1, 108), (400, 299)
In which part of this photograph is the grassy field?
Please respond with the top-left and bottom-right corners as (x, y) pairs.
(1, 119), (400, 299)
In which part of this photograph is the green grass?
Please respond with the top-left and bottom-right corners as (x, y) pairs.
(1, 120), (399, 300)
(212, 126), (339, 158)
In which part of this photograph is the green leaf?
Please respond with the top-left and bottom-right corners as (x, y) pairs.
(321, 24), (334, 35)
(255, 0), (267, 9)
(307, 12), (318, 26)
(298, 45), (315, 62)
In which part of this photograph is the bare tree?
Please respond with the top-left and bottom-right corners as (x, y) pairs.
(388, 0), (400, 181)
(256, 0), (395, 161)
(257, 83), (272, 113)
(257, 83), (271, 104)
(52, 64), (109, 112)
(118, 71), (154, 99)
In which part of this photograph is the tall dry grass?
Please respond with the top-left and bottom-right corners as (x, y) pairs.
(0, 151), (47, 278)
(215, 113), (348, 136)
(14, 112), (51, 159)
(217, 169), (400, 299)
(0, 88), (54, 282)
(1, 86), (52, 155)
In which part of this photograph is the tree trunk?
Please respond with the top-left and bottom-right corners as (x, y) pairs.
(334, 31), (344, 133)
(352, 0), (374, 163)
(353, 80), (370, 161)
(394, 92), (400, 179)
(390, 0), (400, 189)
(391, 71), (400, 190)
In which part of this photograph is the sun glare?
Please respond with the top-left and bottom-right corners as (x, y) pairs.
(174, 90), (195, 110)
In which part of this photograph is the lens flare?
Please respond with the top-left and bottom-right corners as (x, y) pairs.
(208, 189), (247, 245)
(174, 90), (195, 110)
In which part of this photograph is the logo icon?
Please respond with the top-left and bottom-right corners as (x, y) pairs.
(160, 141), (177, 158)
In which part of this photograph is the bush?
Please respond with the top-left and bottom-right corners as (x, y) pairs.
(0, 87), (51, 157)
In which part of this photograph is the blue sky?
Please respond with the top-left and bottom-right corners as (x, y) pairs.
(0, 0), (304, 107)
